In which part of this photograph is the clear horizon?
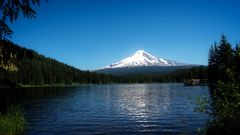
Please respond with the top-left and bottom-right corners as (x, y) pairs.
(10, 0), (240, 70)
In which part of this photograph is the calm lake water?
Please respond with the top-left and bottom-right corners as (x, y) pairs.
(1, 83), (210, 135)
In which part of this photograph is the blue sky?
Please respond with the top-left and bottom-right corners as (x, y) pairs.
(11, 0), (240, 70)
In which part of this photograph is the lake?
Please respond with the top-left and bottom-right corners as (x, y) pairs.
(1, 83), (210, 135)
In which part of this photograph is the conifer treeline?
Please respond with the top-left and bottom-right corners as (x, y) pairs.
(0, 40), (206, 86)
(208, 35), (240, 85)
(207, 35), (240, 134)
(0, 40), (118, 85)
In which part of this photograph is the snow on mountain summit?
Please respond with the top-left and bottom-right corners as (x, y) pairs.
(100, 50), (188, 69)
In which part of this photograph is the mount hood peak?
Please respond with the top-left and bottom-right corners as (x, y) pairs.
(100, 50), (188, 69)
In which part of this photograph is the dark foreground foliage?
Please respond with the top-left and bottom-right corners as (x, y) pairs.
(0, 105), (26, 135)
(207, 35), (240, 134)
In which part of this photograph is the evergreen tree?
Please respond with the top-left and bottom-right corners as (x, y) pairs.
(208, 35), (234, 85)
(0, 0), (42, 39)
(208, 43), (218, 85)
(234, 44), (240, 81)
(217, 35), (234, 82)
(207, 35), (240, 134)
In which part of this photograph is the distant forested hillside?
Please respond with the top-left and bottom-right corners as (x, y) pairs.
(0, 40), (117, 86)
(96, 66), (199, 75)
(117, 66), (207, 83)
(0, 40), (207, 87)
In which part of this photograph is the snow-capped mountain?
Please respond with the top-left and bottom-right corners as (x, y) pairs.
(101, 50), (187, 69)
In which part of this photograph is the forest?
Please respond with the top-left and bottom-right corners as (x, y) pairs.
(0, 40), (118, 86)
(0, 40), (206, 87)
(0, 0), (207, 87)
(1, 1), (240, 134)
(204, 35), (240, 134)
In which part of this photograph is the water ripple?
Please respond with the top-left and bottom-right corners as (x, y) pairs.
(22, 83), (210, 135)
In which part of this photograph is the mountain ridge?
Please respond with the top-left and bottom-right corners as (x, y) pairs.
(96, 49), (198, 75)
(99, 50), (190, 69)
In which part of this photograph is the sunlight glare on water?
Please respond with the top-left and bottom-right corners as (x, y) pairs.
(20, 83), (210, 135)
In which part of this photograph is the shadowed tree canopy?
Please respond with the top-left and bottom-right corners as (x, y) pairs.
(208, 34), (234, 85)
(0, 0), (42, 39)
(207, 35), (240, 134)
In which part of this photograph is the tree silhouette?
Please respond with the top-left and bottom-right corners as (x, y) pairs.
(0, 0), (41, 40)
(207, 35), (240, 134)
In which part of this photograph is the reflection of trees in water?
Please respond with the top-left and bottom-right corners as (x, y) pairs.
(0, 87), (78, 113)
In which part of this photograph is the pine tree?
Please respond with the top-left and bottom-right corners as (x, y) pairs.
(208, 43), (219, 85)
(217, 35), (234, 82)
(0, 0), (41, 39)
(207, 35), (240, 134)
(234, 43), (240, 81)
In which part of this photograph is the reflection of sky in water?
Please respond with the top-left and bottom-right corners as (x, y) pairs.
(104, 83), (210, 133)
(22, 83), (210, 135)
(115, 84), (171, 119)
